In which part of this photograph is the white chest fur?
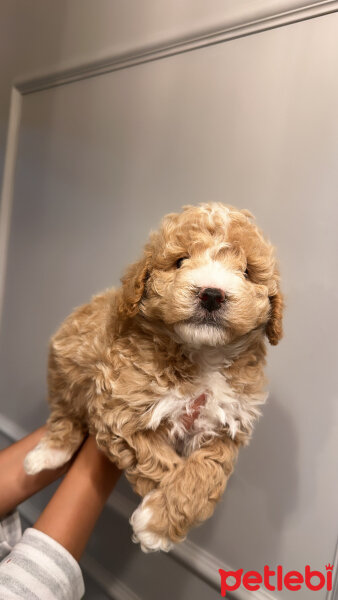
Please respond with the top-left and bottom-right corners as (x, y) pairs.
(148, 369), (267, 456)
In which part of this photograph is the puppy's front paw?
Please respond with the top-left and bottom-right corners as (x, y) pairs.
(24, 442), (72, 475)
(130, 491), (173, 553)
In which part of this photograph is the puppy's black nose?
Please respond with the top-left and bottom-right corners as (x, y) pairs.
(199, 288), (225, 312)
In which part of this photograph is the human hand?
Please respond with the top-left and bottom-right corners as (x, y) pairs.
(0, 429), (121, 560)
(0, 426), (72, 518)
(33, 435), (121, 559)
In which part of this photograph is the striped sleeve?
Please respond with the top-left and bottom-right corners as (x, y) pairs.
(0, 511), (22, 560)
(0, 527), (85, 600)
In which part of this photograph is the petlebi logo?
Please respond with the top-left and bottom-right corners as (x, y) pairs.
(218, 563), (334, 596)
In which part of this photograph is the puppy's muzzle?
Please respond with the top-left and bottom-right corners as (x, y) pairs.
(198, 288), (225, 312)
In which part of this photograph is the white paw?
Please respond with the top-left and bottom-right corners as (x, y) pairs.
(130, 492), (173, 553)
(24, 442), (72, 475)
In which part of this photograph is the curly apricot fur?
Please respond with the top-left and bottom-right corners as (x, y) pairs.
(25, 203), (283, 551)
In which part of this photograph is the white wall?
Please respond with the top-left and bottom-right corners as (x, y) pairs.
(0, 3), (337, 600)
(0, 0), (272, 185)
(0, 0), (332, 184)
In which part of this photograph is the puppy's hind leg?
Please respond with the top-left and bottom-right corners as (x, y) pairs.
(24, 416), (85, 475)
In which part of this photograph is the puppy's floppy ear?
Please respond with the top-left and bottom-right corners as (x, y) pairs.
(266, 278), (284, 345)
(120, 252), (152, 317)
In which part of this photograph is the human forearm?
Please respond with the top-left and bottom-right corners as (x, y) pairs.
(33, 435), (121, 560)
(0, 426), (69, 517)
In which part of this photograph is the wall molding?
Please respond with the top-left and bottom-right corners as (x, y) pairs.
(0, 88), (22, 337)
(14, 0), (338, 95)
(1, 0), (337, 331)
(0, 411), (26, 441)
(327, 538), (338, 600)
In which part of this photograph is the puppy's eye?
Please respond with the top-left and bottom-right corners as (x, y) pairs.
(176, 257), (188, 269)
(244, 267), (249, 279)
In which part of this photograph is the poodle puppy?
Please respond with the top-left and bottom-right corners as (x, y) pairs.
(24, 203), (283, 552)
